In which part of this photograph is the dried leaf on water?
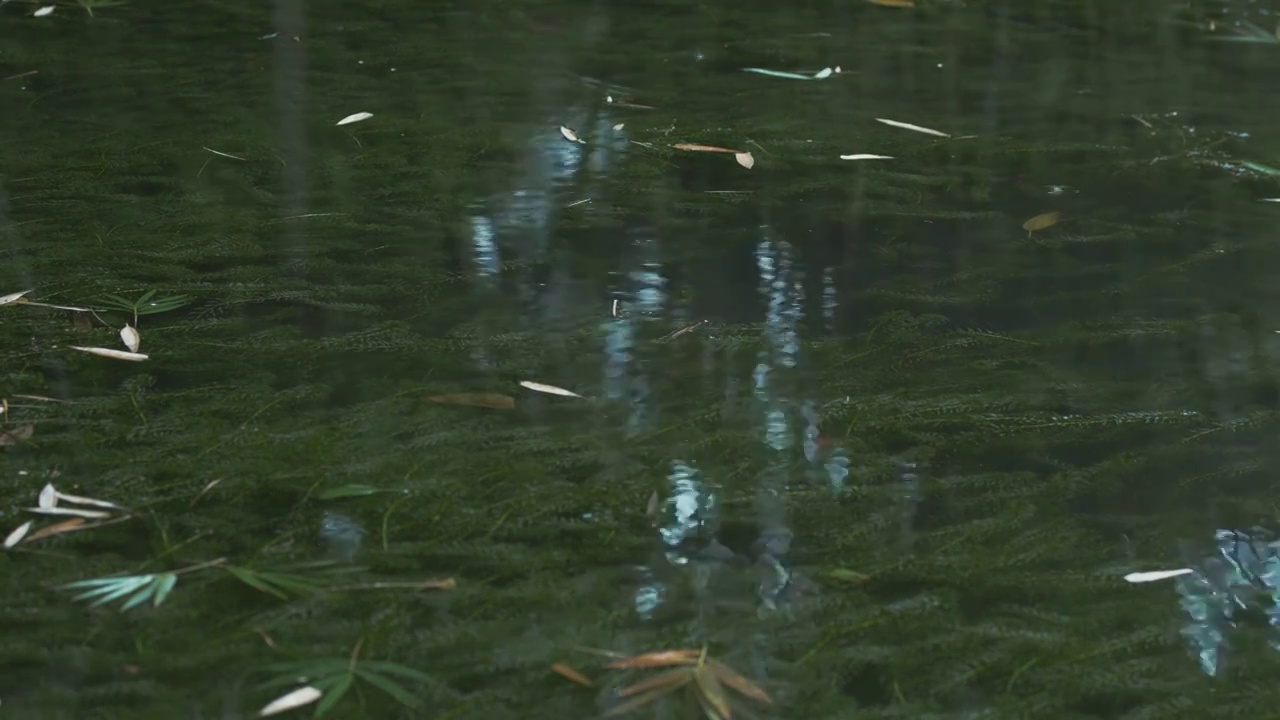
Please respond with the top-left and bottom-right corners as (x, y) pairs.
(259, 685), (323, 716)
(673, 143), (740, 154)
(0, 289), (32, 306)
(120, 324), (140, 353)
(551, 662), (594, 687)
(840, 154), (894, 160)
(560, 126), (584, 143)
(25, 506), (112, 519)
(69, 346), (149, 362)
(38, 483), (57, 510)
(335, 112), (373, 126)
(54, 489), (125, 510)
(605, 649), (701, 669)
(693, 665), (732, 720)
(875, 117), (950, 138)
(4, 521), (32, 549)
(1022, 211), (1062, 233)
(24, 517), (88, 542)
(0, 424), (34, 448)
(425, 393), (515, 410)
(706, 659), (772, 705)
(518, 380), (583, 398)
(735, 152), (755, 169)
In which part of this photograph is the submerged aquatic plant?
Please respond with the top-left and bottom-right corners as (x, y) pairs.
(594, 646), (772, 719)
(258, 639), (439, 717)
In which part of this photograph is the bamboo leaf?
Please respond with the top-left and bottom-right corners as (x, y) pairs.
(312, 673), (354, 717)
(355, 669), (422, 709)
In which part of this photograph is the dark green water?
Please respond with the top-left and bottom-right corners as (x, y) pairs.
(5, 0), (1280, 717)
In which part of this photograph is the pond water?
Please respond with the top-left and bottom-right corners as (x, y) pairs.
(4, 0), (1280, 717)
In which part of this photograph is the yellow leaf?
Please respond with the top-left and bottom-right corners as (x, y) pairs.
(1022, 211), (1062, 233)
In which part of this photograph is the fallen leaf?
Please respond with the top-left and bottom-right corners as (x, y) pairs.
(24, 517), (88, 542)
(1022, 211), (1062, 233)
(673, 143), (739, 154)
(518, 380), (583, 398)
(613, 123), (625, 131)
(69, 346), (149, 362)
(813, 67), (835, 79)
(25, 507), (112, 519)
(54, 490), (125, 510)
(317, 484), (382, 500)
(735, 152), (755, 169)
(560, 126), (583, 143)
(742, 67), (824, 81)
(875, 117), (950, 137)
(33, 6), (55, 17)
(335, 112), (373, 126)
(840, 154), (894, 160)
(0, 290), (32, 306)
(1124, 568), (1192, 583)
(425, 393), (515, 410)
(3, 521), (32, 549)
(258, 685), (323, 717)
(38, 483), (57, 510)
(605, 649), (701, 669)
(0, 424), (33, 448)
(120, 325), (140, 353)
(551, 662), (594, 687)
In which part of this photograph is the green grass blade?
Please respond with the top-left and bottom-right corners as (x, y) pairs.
(226, 566), (289, 600)
(359, 661), (434, 685)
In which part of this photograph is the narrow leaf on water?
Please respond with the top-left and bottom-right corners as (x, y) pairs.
(120, 324), (140, 353)
(4, 521), (32, 549)
(840, 154), (894, 160)
(258, 685), (323, 716)
(33, 6), (55, 17)
(741, 67), (819, 80)
(55, 490), (125, 510)
(26, 507), (112, 519)
(518, 380), (583, 398)
(560, 126), (583, 143)
(1124, 568), (1192, 583)
(673, 143), (740, 154)
(317, 484), (382, 500)
(69, 346), (149, 362)
(24, 517), (87, 542)
(875, 117), (950, 137)
(0, 290), (32, 306)
(551, 662), (593, 687)
(735, 152), (755, 169)
(335, 112), (372, 126)
(425, 393), (515, 409)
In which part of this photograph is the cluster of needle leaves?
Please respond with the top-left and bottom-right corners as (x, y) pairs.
(599, 647), (772, 719)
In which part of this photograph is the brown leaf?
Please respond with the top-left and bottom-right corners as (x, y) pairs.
(23, 517), (87, 542)
(617, 667), (694, 697)
(694, 664), (733, 719)
(0, 423), (34, 448)
(606, 648), (701, 669)
(708, 660), (772, 705)
(425, 393), (515, 410)
(672, 143), (740, 154)
(551, 662), (594, 687)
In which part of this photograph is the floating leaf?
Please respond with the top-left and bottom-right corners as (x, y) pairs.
(53, 489), (125, 510)
(551, 662), (593, 687)
(1124, 568), (1192, 583)
(0, 424), (34, 448)
(612, 123), (625, 131)
(741, 67), (821, 80)
(38, 483), (57, 509)
(335, 112), (373, 126)
(425, 393), (515, 409)
(840, 154), (894, 160)
(4, 521), (32, 549)
(673, 143), (740, 154)
(24, 517), (87, 542)
(812, 67), (835, 79)
(27, 506), (112, 519)
(735, 152), (755, 169)
(560, 126), (583, 143)
(33, 5), (55, 17)
(0, 289), (32, 306)
(518, 380), (583, 398)
(120, 324), (140, 353)
(317, 484), (382, 500)
(69, 346), (149, 362)
(258, 685), (323, 717)
(1022, 211), (1062, 233)
(875, 117), (950, 137)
